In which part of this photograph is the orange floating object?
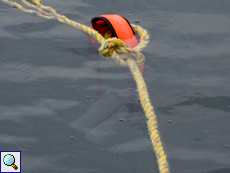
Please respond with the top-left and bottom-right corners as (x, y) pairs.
(91, 14), (144, 72)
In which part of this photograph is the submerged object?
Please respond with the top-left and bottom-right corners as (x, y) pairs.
(84, 105), (128, 146)
(70, 90), (124, 135)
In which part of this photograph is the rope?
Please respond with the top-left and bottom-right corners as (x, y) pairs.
(1, 0), (170, 172)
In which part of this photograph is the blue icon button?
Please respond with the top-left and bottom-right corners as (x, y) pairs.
(3, 154), (18, 170)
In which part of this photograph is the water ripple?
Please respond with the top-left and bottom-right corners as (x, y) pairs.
(0, 98), (79, 122)
(175, 96), (230, 112)
(0, 61), (130, 83)
(74, 0), (148, 17)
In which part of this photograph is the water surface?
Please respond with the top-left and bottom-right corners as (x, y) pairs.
(0, 0), (230, 172)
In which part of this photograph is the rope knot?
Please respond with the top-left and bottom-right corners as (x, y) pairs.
(99, 37), (127, 58)
(99, 37), (145, 67)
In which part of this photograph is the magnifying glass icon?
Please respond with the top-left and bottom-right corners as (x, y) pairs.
(3, 154), (18, 170)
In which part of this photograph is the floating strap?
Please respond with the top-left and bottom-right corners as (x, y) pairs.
(92, 15), (138, 48)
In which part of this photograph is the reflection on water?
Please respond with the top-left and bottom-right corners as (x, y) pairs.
(1, 0), (230, 172)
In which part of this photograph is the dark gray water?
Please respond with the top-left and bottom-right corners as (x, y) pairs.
(0, 0), (230, 172)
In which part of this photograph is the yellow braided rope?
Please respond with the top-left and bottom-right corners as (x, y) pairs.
(1, 0), (170, 172)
